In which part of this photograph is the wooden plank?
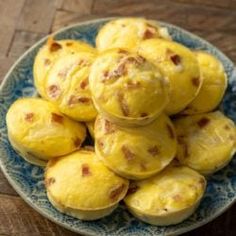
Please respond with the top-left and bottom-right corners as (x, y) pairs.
(17, 0), (57, 34)
(171, 0), (231, 8)
(0, 170), (17, 196)
(61, 0), (94, 14)
(8, 30), (46, 58)
(0, 56), (15, 83)
(0, 0), (25, 56)
(0, 194), (79, 235)
(51, 10), (112, 32)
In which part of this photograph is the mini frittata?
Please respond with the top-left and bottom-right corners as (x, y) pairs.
(89, 48), (169, 126)
(174, 111), (236, 175)
(6, 98), (86, 166)
(124, 164), (206, 225)
(45, 52), (97, 121)
(96, 18), (171, 51)
(34, 37), (96, 98)
(95, 114), (176, 179)
(182, 51), (227, 114)
(45, 150), (129, 220)
(138, 38), (202, 115)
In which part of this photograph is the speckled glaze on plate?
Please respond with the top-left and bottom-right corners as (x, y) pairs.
(0, 18), (236, 236)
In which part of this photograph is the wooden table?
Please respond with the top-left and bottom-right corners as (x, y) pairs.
(0, 0), (236, 235)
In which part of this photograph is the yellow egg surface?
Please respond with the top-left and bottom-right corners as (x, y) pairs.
(96, 18), (171, 51)
(124, 164), (206, 225)
(33, 37), (96, 98)
(45, 150), (129, 219)
(174, 111), (236, 175)
(95, 114), (176, 179)
(89, 48), (169, 126)
(138, 39), (201, 115)
(45, 52), (97, 121)
(6, 98), (86, 162)
(182, 51), (227, 114)
(86, 120), (95, 139)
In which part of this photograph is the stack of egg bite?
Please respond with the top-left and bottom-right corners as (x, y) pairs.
(6, 18), (236, 225)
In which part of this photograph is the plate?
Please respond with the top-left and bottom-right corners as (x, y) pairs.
(0, 18), (236, 236)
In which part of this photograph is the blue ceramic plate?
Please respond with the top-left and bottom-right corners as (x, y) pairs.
(0, 18), (236, 236)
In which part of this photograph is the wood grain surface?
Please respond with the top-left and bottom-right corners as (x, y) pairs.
(0, 0), (236, 235)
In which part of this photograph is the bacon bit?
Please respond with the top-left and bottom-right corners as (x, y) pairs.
(197, 117), (210, 128)
(117, 92), (129, 116)
(97, 139), (104, 148)
(81, 163), (91, 177)
(143, 25), (157, 39)
(118, 49), (129, 54)
(74, 138), (81, 148)
(224, 124), (230, 130)
(140, 112), (148, 117)
(199, 178), (205, 188)
(68, 95), (91, 106)
(51, 113), (63, 124)
(44, 58), (51, 66)
(173, 194), (182, 201)
(125, 80), (141, 89)
(48, 85), (61, 99)
(109, 184), (126, 201)
(78, 97), (91, 103)
(112, 62), (127, 78)
(170, 54), (181, 66)
(229, 135), (235, 141)
(140, 163), (147, 171)
(121, 145), (135, 161)
(167, 124), (175, 139)
(104, 119), (115, 134)
(148, 146), (159, 157)
(45, 177), (55, 187)
(24, 113), (34, 122)
(50, 42), (62, 52)
(192, 77), (200, 87)
(66, 42), (73, 46)
(127, 183), (139, 194)
(80, 78), (89, 89)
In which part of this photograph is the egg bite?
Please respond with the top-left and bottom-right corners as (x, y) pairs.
(182, 51), (227, 114)
(33, 37), (96, 98)
(96, 18), (171, 51)
(138, 38), (202, 115)
(94, 114), (176, 180)
(45, 52), (97, 121)
(86, 120), (95, 139)
(174, 111), (236, 175)
(45, 150), (129, 220)
(124, 164), (206, 226)
(6, 98), (86, 166)
(89, 48), (169, 127)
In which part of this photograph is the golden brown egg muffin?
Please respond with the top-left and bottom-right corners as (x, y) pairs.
(45, 52), (97, 121)
(95, 114), (176, 179)
(182, 51), (227, 114)
(34, 37), (96, 98)
(124, 164), (206, 225)
(89, 48), (169, 127)
(174, 111), (236, 175)
(138, 38), (202, 115)
(96, 18), (171, 51)
(45, 150), (129, 220)
(6, 98), (86, 166)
